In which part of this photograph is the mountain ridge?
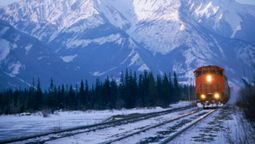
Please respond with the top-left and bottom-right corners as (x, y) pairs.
(0, 0), (255, 89)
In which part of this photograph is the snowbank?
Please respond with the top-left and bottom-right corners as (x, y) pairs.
(0, 101), (192, 141)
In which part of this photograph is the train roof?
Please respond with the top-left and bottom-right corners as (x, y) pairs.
(193, 65), (224, 74)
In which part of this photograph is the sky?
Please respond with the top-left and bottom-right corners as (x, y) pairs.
(236, 0), (255, 5)
(0, 0), (18, 7)
(0, 0), (255, 7)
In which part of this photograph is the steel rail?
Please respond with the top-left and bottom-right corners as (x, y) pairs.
(160, 109), (216, 144)
(101, 109), (202, 144)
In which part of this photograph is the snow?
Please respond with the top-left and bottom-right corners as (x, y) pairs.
(236, 45), (255, 65)
(129, 53), (141, 66)
(170, 101), (194, 108)
(138, 64), (150, 72)
(117, 110), (214, 144)
(210, 35), (226, 58)
(171, 106), (255, 144)
(1, 0), (187, 54)
(218, 13), (223, 21)
(194, 1), (220, 18)
(24, 44), (32, 54)
(121, 0), (185, 54)
(0, 101), (193, 141)
(96, 0), (130, 29)
(0, 27), (9, 35)
(179, 23), (185, 31)
(91, 66), (118, 77)
(8, 61), (22, 77)
(60, 54), (77, 63)
(65, 34), (122, 48)
(48, 108), (198, 144)
(189, 0), (246, 35)
(0, 0), (253, 56)
(231, 24), (242, 38)
(0, 39), (10, 62)
(225, 12), (242, 37)
(14, 35), (20, 42)
(12, 0), (99, 29)
(132, 0), (181, 21)
(11, 43), (17, 49)
(120, 49), (146, 69)
(0, 0), (254, 88)
(92, 71), (105, 76)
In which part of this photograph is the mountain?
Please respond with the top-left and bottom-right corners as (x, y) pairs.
(0, 0), (255, 89)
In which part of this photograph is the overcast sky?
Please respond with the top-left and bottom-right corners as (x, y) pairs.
(0, 0), (255, 7)
(0, 0), (18, 7)
(236, 0), (255, 5)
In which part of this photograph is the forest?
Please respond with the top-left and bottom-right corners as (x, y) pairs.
(237, 78), (255, 122)
(0, 70), (195, 114)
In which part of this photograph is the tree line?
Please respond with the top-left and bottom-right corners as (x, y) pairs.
(0, 70), (195, 114)
(237, 78), (255, 122)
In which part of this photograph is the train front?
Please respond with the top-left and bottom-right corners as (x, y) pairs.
(194, 66), (226, 106)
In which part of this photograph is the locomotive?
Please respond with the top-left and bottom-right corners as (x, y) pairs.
(194, 65), (230, 107)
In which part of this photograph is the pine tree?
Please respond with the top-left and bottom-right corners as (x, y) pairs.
(79, 80), (85, 108)
(156, 75), (163, 106)
(35, 78), (43, 110)
(110, 80), (118, 109)
(162, 74), (170, 106)
(68, 85), (76, 109)
(148, 72), (156, 106)
(173, 72), (180, 102)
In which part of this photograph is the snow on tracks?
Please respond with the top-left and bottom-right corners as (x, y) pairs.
(0, 104), (194, 144)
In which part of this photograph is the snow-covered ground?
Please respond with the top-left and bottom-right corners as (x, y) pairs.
(20, 104), (255, 144)
(1, 102), (253, 144)
(47, 107), (199, 144)
(171, 105), (255, 144)
(0, 101), (192, 141)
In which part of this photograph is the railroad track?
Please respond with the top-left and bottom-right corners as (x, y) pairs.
(1, 105), (195, 144)
(101, 109), (216, 144)
(159, 109), (216, 144)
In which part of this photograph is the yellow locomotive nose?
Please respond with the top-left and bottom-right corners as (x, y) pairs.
(214, 93), (220, 100)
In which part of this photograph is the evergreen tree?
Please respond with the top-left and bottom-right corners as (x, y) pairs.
(35, 78), (43, 110)
(156, 75), (163, 106)
(0, 70), (190, 114)
(148, 72), (156, 106)
(162, 74), (170, 106)
(68, 85), (75, 109)
(79, 80), (85, 108)
(173, 72), (180, 102)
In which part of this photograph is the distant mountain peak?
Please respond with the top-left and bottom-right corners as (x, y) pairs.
(0, 0), (255, 89)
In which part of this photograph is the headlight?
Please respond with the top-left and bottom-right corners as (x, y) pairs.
(214, 93), (220, 99)
(201, 94), (206, 100)
(206, 75), (212, 83)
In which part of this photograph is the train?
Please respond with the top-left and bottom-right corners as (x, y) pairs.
(194, 65), (230, 107)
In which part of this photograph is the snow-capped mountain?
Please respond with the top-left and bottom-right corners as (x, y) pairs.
(0, 0), (255, 89)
